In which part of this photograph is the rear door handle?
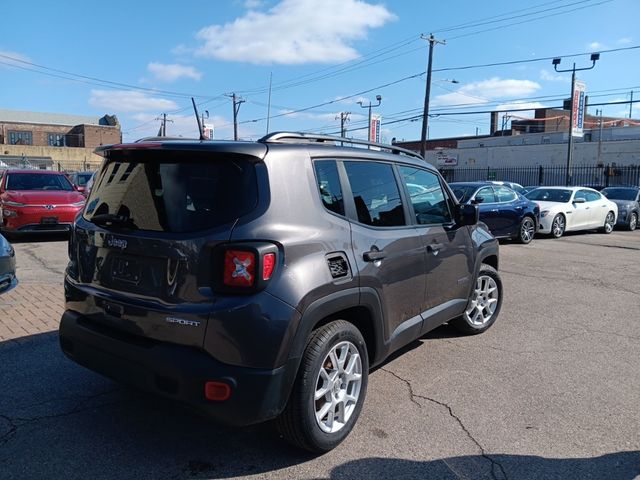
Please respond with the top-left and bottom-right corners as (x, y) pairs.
(363, 250), (387, 262)
(427, 243), (444, 254)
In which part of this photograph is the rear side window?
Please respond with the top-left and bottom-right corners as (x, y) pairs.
(494, 186), (517, 203)
(344, 161), (405, 227)
(84, 157), (257, 233)
(476, 186), (497, 203)
(313, 160), (344, 216)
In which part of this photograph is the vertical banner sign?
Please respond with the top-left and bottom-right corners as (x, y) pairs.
(572, 80), (586, 137)
(370, 114), (381, 143)
(203, 123), (215, 140)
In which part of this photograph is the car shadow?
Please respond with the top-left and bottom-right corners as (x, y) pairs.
(3, 232), (69, 244)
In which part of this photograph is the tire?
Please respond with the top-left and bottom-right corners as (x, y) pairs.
(600, 211), (615, 234)
(276, 320), (369, 453)
(451, 264), (503, 335)
(518, 216), (536, 244)
(551, 214), (565, 238)
(627, 212), (637, 232)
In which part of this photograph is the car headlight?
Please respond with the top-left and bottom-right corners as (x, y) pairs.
(2, 209), (18, 217)
(2, 200), (25, 207)
(540, 210), (550, 217)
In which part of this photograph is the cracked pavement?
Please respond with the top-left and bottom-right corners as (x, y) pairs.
(0, 231), (639, 479)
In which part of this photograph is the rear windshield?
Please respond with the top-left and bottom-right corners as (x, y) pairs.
(6, 173), (74, 191)
(601, 188), (638, 201)
(83, 157), (257, 233)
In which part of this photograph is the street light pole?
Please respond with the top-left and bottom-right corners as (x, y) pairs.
(420, 33), (445, 159)
(357, 95), (382, 145)
(553, 53), (599, 186)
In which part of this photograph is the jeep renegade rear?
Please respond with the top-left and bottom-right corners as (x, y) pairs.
(59, 132), (502, 453)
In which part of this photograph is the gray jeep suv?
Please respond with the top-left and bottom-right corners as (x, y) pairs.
(59, 132), (502, 452)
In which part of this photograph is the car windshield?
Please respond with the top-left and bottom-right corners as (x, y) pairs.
(450, 185), (476, 203)
(525, 188), (572, 202)
(6, 173), (74, 191)
(74, 173), (94, 186)
(601, 188), (638, 201)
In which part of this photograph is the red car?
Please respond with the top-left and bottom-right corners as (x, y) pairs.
(0, 170), (85, 235)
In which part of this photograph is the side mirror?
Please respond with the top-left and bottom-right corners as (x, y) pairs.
(471, 196), (484, 205)
(455, 204), (479, 226)
(573, 197), (586, 204)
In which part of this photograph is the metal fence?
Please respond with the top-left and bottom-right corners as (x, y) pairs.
(439, 164), (640, 188)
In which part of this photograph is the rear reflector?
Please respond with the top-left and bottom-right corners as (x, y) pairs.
(262, 252), (276, 280)
(205, 381), (232, 401)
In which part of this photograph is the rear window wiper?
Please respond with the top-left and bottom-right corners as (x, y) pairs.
(90, 214), (138, 229)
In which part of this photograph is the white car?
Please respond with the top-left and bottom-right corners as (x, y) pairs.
(525, 186), (617, 238)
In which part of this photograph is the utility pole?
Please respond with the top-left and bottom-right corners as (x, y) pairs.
(552, 53), (600, 186)
(266, 72), (273, 134)
(156, 113), (173, 137)
(226, 93), (245, 140)
(357, 96), (382, 145)
(597, 109), (604, 165)
(630, 90), (634, 119)
(337, 112), (351, 137)
(420, 33), (446, 159)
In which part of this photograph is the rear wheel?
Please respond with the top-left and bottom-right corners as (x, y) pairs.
(451, 264), (503, 335)
(551, 214), (565, 238)
(276, 320), (369, 453)
(600, 211), (615, 234)
(518, 216), (536, 244)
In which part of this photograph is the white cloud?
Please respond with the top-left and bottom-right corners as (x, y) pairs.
(0, 49), (32, 68)
(243, 0), (264, 8)
(89, 90), (178, 113)
(588, 41), (606, 50)
(194, 0), (396, 64)
(495, 101), (547, 122)
(432, 78), (541, 107)
(540, 69), (569, 82)
(147, 62), (202, 82)
(617, 37), (632, 45)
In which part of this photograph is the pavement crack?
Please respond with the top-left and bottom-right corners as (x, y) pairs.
(20, 245), (66, 276)
(0, 414), (18, 447)
(381, 367), (508, 480)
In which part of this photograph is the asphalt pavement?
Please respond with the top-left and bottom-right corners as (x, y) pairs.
(0, 231), (639, 479)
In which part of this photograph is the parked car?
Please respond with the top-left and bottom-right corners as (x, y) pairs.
(601, 186), (640, 231)
(487, 180), (526, 195)
(449, 182), (540, 244)
(68, 171), (95, 196)
(0, 170), (86, 236)
(0, 233), (17, 294)
(59, 132), (503, 453)
(525, 186), (618, 238)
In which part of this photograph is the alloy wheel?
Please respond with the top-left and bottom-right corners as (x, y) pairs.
(604, 212), (615, 233)
(520, 218), (535, 243)
(464, 275), (499, 326)
(314, 341), (363, 434)
(552, 215), (565, 237)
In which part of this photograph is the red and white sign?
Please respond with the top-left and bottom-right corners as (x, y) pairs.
(369, 114), (381, 143)
(571, 80), (586, 138)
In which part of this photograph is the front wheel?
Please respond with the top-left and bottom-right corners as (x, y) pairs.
(551, 214), (565, 238)
(600, 211), (615, 234)
(276, 320), (369, 453)
(451, 264), (503, 335)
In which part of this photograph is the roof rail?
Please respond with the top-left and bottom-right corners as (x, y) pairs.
(259, 132), (424, 160)
(134, 136), (197, 143)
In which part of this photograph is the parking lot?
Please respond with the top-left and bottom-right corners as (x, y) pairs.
(1, 232), (639, 479)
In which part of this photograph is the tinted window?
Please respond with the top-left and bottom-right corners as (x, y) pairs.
(344, 161), (405, 227)
(475, 186), (497, 203)
(526, 188), (572, 202)
(601, 188), (639, 201)
(84, 157), (257, 233)
(584, 190), (601, 202)
(575, 189), (590, 202)
(495, 186), (517, 203)
(400, 166), (451, 225)
(6, 173), (74, 191)
(451, 185), (476, 203)
(314, 160), (344, 216)
(74, 173), (94, 186)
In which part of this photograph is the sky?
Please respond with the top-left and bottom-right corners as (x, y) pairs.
(1, 0), (639, 143)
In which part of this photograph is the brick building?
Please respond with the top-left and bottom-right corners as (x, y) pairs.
(0, 109), (121, 148)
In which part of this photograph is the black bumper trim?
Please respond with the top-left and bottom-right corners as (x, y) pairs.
(59, 310), (297, 426)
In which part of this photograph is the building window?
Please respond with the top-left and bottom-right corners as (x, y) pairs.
(8, 131), (32, 145)
(48, 133), (66, 147)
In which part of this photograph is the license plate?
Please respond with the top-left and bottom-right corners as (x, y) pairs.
(40, 216), (59, 224)
(111, 256), (141, 285)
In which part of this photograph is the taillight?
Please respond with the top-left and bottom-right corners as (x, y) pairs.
(216, 243), (279, 293)
(223, 250), (256, 287)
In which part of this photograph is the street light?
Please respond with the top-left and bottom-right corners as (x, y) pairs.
(553, 53), (600, 185)
(357, 95), (382, 144)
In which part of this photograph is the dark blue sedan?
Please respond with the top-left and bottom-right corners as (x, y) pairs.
(450, 182), (540, 244)
(0, 233), (17, 294)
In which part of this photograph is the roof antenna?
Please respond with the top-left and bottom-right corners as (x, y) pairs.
(192, 98), (206, 141)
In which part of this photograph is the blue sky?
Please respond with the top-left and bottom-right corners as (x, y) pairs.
(2, 0), (639, 143)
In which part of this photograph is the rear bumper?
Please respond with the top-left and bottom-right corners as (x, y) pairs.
(59, 310), (297, 426)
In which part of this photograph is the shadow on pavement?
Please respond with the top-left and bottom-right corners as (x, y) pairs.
(4, 232), (69, 244)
